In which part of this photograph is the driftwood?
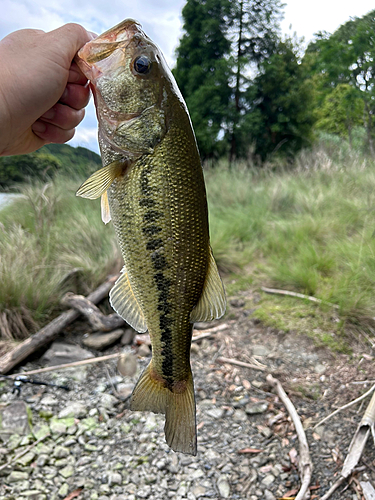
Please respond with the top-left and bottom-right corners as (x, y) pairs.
(267, 374), (312, 500)
(0, 275), (118, 374)
(261, 286), (339, 309)
(61, 292), (125, 331)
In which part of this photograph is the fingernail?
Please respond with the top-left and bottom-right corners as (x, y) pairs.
(32, 121), (46, 133)
(88, 31), (98, 40)
(41, 108), (55, 120)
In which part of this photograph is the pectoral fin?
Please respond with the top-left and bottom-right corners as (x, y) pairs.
(101, 191), (111, 224)
(76, 160), (124, 199)
(190, 246), (226, 323)
(109, 267), (147, 333)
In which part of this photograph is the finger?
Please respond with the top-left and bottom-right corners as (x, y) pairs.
(46, 23), (94, 64)
(59, 83), (91, 110)
(39, 103), (85, 130)
(68, 61), (88, 85)
(32, 120), (76, 144)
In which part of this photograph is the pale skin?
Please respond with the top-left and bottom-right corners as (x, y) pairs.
(0, 23), (95, 156)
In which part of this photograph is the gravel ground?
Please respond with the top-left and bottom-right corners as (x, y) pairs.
(0, 294), (375, 500)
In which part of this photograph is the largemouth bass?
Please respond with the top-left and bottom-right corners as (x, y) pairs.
(75, 19), (226, 455)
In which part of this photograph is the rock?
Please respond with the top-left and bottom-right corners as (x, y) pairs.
(59, 465), (74, 478)
(206, 408), (224, 419)
(116, 383), (133, 399)
(233, 409), (247, 422)
(50, 420), (67, 435)
(117, 353), (138, 377)
(230, 298), (246, 308)
(252, 345), (270, 356)
(262, 474), (275, 487)
(108, 472), (122, 485)
(121, 329), (136, 345)
(82, 329), (124, 350)
(264, 490), (276, 500)
(7, 470), (29, 482)
(100, 394), (119, 409)
(314, 363), (326, 374)
(17, 451), (36, 466)
(53, 446), (70, 459)
(33, 424), (50, 440)
(41, 342), (93, 366)
(40, 396), (58, 406)
(0, 401), (31, 438)
(245, 402), (269, 414)
(217, 475), (230, 498)
(58, 402), (87, 419)
(138, 344), (151, 357)
(58, 483), (69, 497)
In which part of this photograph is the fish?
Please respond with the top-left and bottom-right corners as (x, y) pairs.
(75, 19), (226, 455)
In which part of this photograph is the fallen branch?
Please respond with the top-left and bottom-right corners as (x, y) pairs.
(61, 292), (125, 332)
(261, 286), (339, 309)
(314, 384), (375, 430)
(10, 352), (122, 378)
(266, 374), (312, 500)
(0, 275), (118, 374)
(216, 356), (267, 372)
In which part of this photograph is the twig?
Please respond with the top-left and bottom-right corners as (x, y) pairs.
(261, 286), (339, 309)
(192, 323), (229, 342)
(0, 434), (47, 471)
(320, 467), (366, 500)
(313, 384), (375, 429)
(10, 353), (122, 378)
(266, 374), (312, 500)
(216, 356), (267, 372)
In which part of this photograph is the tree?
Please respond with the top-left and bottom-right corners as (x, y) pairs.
(250, 37), (316, 161)
(228, 0), (285, 162)
(173, 0), (232, 159)
(315, 84), (364, 146)
(306, 10), (375, 153)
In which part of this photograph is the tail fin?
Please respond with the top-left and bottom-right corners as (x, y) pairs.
(130, 362), (197, 455)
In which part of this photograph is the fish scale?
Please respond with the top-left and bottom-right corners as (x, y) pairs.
(75, 18), (226, 455)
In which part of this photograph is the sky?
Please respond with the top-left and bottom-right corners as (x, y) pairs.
(1, 0), (374, 154)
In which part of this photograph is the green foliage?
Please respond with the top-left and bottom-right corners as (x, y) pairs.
(315, 84), (364, 142)
(250, 37), (316, 160)
(306, 10), (375, 153)
(0, 144), (101, 189)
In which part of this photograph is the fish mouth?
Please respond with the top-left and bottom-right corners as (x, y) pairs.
(76, 19), (146, 75)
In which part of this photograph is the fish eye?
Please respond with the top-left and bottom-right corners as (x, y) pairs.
(134, 55), (152, 75)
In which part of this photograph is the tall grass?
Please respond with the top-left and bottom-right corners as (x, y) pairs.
(206, 137), (375, 324)
(0, 177), (120, 337)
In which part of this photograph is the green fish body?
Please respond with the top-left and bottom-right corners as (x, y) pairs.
(75, 19), (226, 455)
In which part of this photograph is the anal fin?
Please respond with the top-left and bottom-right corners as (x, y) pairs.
(109, 267), (147, 333)
(190, 246), (226, 322)
(131, 362), (197, 455)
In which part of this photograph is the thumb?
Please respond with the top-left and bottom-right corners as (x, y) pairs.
(46, 23), (96, 67)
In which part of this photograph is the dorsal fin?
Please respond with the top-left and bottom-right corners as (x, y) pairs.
(109, 267), (147, 333)
(190, 246), (226, 323)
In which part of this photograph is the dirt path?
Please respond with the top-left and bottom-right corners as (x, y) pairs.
(0, 294), (375, 500)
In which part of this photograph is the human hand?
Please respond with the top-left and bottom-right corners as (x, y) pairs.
(0, 24), (95, 156)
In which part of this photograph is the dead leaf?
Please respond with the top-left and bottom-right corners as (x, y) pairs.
(242, 379), (251, 390)
(197, 421), (205, 430)
(289, 447), (298, 466)
(282, 438), (289, 447)
(312, 432), (321, 441)
(237, 448), (263, 454)
(283, 488), (298, 497)
(62, 489), (83, 500)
